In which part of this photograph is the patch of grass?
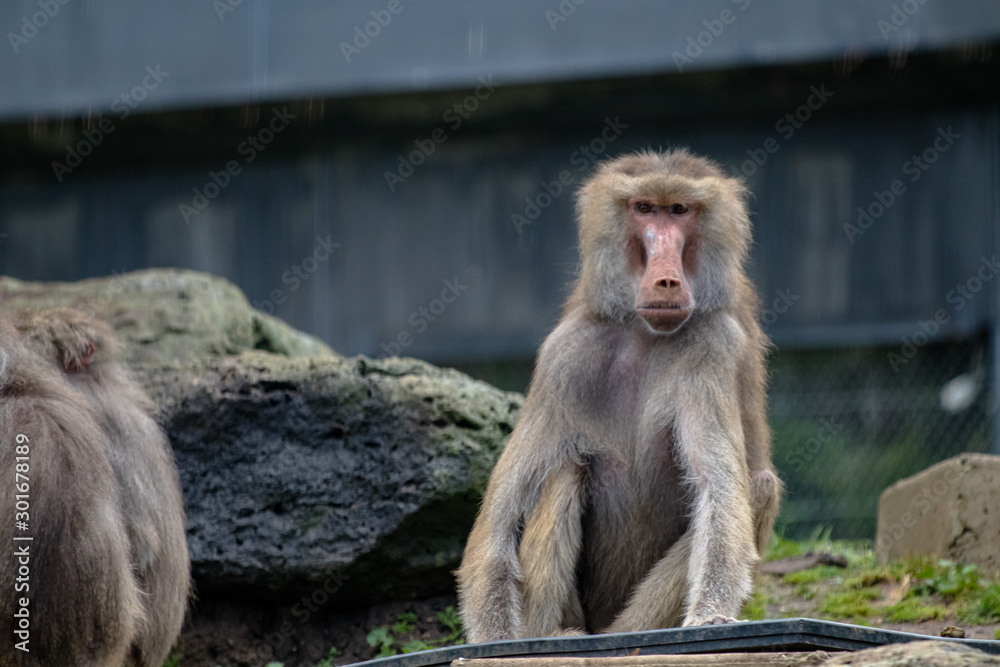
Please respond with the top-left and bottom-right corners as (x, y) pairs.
(765, 526), (833, 561)
(782, 566), (844, 585)
(793, 582), (816, 600)
(994, 629), (1000, 640)
(766, 537), (1000, 630)
(829, 541), (878, 564)
(741, 590), (767, 621)
(959, 583), (1000, 625)
(161, 653), (182, 667)
(844, 564), (897, 588)
(820, 589), (879, 620)
(846, 549), (875, 568)
(899, 555), (935, 576)
(882, 598), (946, 623)
(765, 534), (808, 561)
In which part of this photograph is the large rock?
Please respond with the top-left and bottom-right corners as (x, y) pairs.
(0, 269), (333, 364)
(876, 453), (1000, 570)
(0, 270), (522, 605)
(145, 351), (518, 604)
(822, 640), (1000, 666)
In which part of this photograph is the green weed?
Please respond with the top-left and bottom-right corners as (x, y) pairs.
(314, 646), (342, 667)
(436, 605), (465, 644)
(392, 612), (418, 635)
(912, 560), (981, 598)
(366, 626), (396, 658)
(882, 598), (946, 623)
(959, 583), (1000, 625)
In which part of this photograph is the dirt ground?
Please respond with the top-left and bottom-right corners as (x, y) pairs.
(175, 593), (461, 667)
(174, 571), (999, 666)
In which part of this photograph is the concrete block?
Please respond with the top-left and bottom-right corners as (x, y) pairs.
(876, 453), (1000, 571)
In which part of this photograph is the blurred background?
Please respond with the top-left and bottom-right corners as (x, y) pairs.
(0, 0), (998, 539)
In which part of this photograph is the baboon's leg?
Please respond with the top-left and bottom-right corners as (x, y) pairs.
(519, 464), (586, 637)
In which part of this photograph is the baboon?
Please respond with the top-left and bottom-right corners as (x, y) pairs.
(0, 308), (189, 666)
(457, 150), (781, 642)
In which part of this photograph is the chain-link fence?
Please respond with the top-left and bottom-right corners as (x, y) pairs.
(457, 336), (996, 541)
(770, 335), (995, 539)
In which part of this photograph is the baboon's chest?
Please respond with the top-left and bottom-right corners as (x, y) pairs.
(578, 436), (691, 632)
(569, 326), (692, 629)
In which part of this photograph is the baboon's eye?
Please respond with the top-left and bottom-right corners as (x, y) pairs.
(669, 203), (690, 215)
(635, 201), (654, 214)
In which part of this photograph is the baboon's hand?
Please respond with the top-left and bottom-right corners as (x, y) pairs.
(682, 614), (739, 627)
(551, 627), (587, 637)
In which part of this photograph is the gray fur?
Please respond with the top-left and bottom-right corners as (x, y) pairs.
(457, 150), (781, 641)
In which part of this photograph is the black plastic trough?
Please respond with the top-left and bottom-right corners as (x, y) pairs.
(347, 618), (1000, 666)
